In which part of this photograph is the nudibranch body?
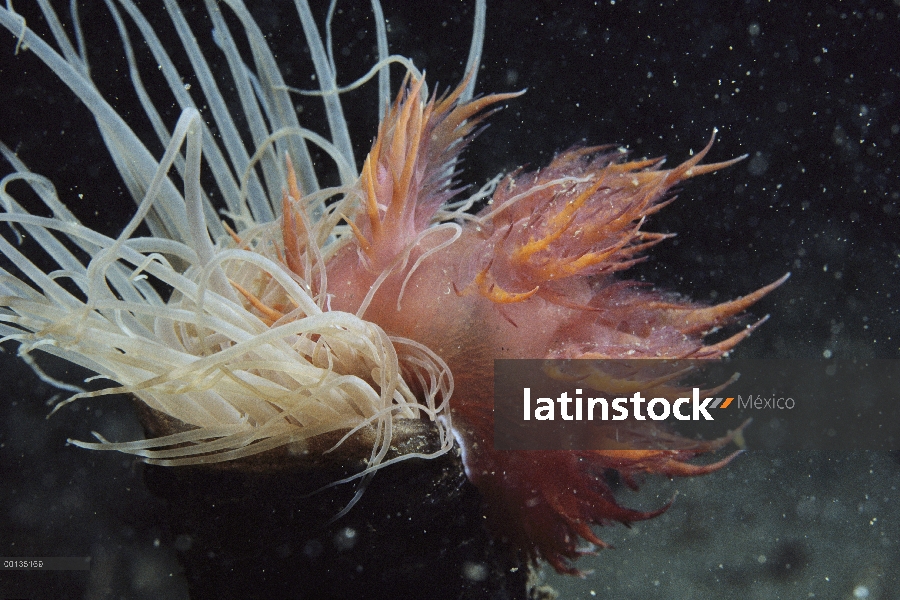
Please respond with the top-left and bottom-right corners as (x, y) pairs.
(0, 1), (784, 577)
(298, 76), (786, 573)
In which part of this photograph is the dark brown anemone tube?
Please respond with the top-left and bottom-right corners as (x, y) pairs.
(136, 403), (532, 600)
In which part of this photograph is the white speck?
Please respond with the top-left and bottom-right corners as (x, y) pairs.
(462, 562), (488, 582)
(333, 527), (357, 551)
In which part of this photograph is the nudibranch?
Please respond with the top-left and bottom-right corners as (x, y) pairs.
(0, 0), (785, 578)
(315, 75), (787, 573)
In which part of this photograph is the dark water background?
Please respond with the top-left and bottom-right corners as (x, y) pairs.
(1, 1), (898, 598)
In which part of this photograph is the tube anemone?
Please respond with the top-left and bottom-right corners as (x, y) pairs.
(0, 1), (473, 473)
(0, 3), (523, 596)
